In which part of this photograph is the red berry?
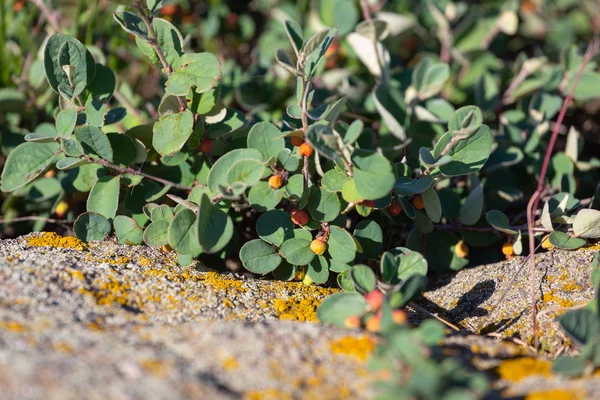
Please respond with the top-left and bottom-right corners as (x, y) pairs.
(200, 138), (213, 153)
(388, 202), (402, 216)
(360, 200), (376, 208)
(290, 136), (304, 147)
(291, 209), (309, 226)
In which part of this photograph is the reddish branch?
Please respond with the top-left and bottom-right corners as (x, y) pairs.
(526, 38), (599, 350)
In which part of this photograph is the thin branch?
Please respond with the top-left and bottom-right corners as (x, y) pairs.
(84, 156), (196, 191)
(300, 79), (311, 191)
(526, 38), (599, 351)
(422, 135), (460, 176)
(135, 2), (187, 111)
(31, 0), (61, 32)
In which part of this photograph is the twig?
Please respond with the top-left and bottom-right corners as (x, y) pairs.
(134, 2), (187, 111)
(422, 135), (461, 176)
(84, 156), (195, 191)
(31, 0), (61, 32)
(300, 79), (311, 191)
(409, 303), (462, 332)
(526, 38), (599, 350)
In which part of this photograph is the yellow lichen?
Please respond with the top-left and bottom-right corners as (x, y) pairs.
(86, 254), (131, 265)
(138, 256), (152, 267)
(497, 358), (552, 382)
(27, 232), (87, 250)
(244, 389), (293, 400)
(139, 359), (172, 379)
(221, 356), (240, 371)
(330, 336), (376, 362)
(0, 320), (27, 333)
(542, 291), (576, 308)
(273, 298), (322, 322)
(525, 389), (584, 400)
(79, 275), (140, 308)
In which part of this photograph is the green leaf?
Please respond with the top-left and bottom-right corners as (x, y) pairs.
(393, 176), (433, 196)
(166, 52), (222, 95)
(75, 125), (113, 161)
(206, 109), (246, 139)
(113, 11), (149, 40)
(168, 208), (199, 254)
(558, 308), (599, 345)
(306, 123), (339, 160)
(573, 209), (600, 239)
(350, 264), (376, 293)
(307, 187), (341, 222)
(432, 125), (493, 176)
(373, 84), (407, 141)
(256, 209), (294, 247)
(317, 292), (367, 327)
(353, 220), (382, 259)
(341, 178), (363, 204)
(136, 18), (183, 66)
(240, 239), (282, 274)
(322, 169), (350, 192)
(422, 187), (442, 223)
(74, 212), (111, 241)
(56, 157), (87, 170)
(56, 109), (77, 137)
(113, 215), (143, 245)
(248, 181), (284, 212)
(352, 151), (395, 200)
(548, 231), (586, 250)
(284, 20), (304, 55)
(567, 71), (600, 101)
(196, 194), (234, 254)
(280, 238), (315, 265)
(459, 184), (484, 226)
(272, 261), (296, 281)
(307, 256), (329, 284)
(448, 106), (483, 134)
(389, 275), (427, 309)
(247, 122), (285, 162)
(397, 252), (428, 281)
(62, 137), (84, 157)
(327, 226), (357, 263)
(413, 58), (450, 100)
(143, 221), (170, 246)
(44, 34), (95, 95)
(0, 142), (60, 192)
(207, 148), (263, 193)
(485, 210), (518, 234)
(87, 175), (120, 220)
(552, 357), (588, 378)
(152, 109), (194, 156)
(277, 148), (300, 172)
(57, 40), (93, 99)
(226, 159), (265, 186)
(318, 0), (358, 36)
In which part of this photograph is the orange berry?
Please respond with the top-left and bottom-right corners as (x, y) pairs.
(364, 289), (384, 311)
(392, 309), (408, 325)
(199, 138), (213, 153)
(44, 170), (55, 178)
(365, 315), (381, 333)
(412, 194), (424, 210)
(290, 136), (304, 147)
(541, 234), (554, 250)
(268, 175), (283, 189)
(160, 4), (179, 16)
(294, 267), (306, 281)
(454, 240), (469, 259)
(344, 315), (362, 329)
(388, 201), (402, 216)
(310, 239), (327, 255)
(291, 209), (309, 226)
(502, 241), (514, 257)
(54, 201), (69, 218)
(299, 143), (313, 157)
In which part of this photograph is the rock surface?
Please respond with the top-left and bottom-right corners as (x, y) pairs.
(0, 233), (598, 399)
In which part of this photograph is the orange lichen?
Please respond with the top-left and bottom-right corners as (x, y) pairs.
(525, 389), (584, 400)
(542, 291), (576, 308)
(330, 336), (376, 362)
(273, 298), (322, 322)
(221, 356), (240, 371)
(27, 232), (87, 250)
(497, 358), (552, 382)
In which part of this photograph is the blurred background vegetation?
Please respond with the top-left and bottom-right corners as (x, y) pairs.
(1, 0), (599, 241)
